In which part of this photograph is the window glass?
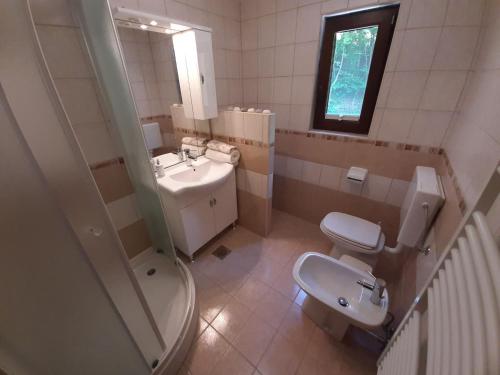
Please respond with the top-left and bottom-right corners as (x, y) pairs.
(326, 26), (378, 120)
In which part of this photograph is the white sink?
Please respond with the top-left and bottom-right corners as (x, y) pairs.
(156, 156), (234, 207)
(293, 252), (388, 337)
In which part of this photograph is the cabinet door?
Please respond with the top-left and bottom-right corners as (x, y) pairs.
(213, 172), (238, 234)
(180, 195), (216, 255)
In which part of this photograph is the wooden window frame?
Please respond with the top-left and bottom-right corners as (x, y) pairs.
(313, 4), (399, 134)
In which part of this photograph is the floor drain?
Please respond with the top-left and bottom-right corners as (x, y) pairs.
(147, 268), (156, 276)
(212, 245), (231, 260)
(338, 297), (349, 307)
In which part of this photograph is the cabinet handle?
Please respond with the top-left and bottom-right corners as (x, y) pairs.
(213, 198), (217, 205)
(209, 199), (213, 207)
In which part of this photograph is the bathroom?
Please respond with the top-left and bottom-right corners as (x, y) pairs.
(1, 0), (499, 374)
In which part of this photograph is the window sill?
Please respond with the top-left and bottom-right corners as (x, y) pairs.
(307, 129), (372, 141)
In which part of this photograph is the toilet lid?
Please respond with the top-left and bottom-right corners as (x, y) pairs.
(321, 212), (381, 249)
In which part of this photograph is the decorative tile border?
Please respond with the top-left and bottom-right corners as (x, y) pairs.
(212, 133), (274, 149)
(173, 126), (211, 139)
(275, 128), (443, 155)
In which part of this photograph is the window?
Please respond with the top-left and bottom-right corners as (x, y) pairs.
(313, 5), (398, 134)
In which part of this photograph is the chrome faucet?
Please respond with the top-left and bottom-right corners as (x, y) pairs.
(357, 277), (386, 306)
(184, 149), (197, 167)
(370, 278), (386, 305)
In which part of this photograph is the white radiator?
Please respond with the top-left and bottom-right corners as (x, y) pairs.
(377, 311), (420, 375)
(426, 212), (499, 375)
(377, 211), (500, 375)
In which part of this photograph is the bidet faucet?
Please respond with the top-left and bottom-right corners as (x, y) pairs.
(370, 278), (386, 306)
(357, 277), (386, 305)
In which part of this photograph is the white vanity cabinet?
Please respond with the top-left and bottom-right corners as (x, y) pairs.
(166, 171), (237, 258)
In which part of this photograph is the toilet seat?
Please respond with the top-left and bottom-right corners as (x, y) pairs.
(320, 212), (383, 252)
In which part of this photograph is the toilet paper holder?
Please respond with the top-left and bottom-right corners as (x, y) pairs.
(346, 167), (368, 184)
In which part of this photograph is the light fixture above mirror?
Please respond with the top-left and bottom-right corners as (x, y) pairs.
(112, 6), (208, 35)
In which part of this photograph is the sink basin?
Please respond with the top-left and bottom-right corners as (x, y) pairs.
(156, 156), (234, 207)
(293, 252), (388, 329)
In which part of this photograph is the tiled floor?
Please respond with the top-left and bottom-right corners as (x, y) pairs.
(179, 210), (379, 375)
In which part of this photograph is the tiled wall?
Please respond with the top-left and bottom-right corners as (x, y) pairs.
(241, 0), (484, 147)
(110, 0), (243, 107)
(31, 0), (152, 259)
(444, 0), (500, 209)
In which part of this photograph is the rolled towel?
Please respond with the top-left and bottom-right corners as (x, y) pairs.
(181, 143), (206, 156)
(205, 148), (240, 165)
(207, 140), (237, 154)
(181, 136), (208, 147)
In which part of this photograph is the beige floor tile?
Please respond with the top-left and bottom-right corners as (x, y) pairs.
(185, 326), (231, 375)
(198, 317), (209, 337)
(278, 303), (316, 347)
(233, 314), (276, 366)
(253, 288), (292, 329)
(212, 297), (253, 342)
(257, 333), (304, 375)
(234, 275), (271, 309)
(209, 346), (255, 375)
(250, 257), (284, 285)
(270, 269), (301, 301)
(198, 285), (231, 323)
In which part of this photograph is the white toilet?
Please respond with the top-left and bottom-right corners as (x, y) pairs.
(321, 166), (445, 267)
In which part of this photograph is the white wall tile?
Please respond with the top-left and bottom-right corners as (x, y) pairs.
(407, 0), (448, 28)
(301, 161), (322, 185)
(378, 109), (416, 142)
(396, 28), (441, 71)
(445, 0), (485, 26)
(243, 112), (264, 141)
(230, 110), (245, 138)
(276, 9), (298, 45)
(272, 77), (293, 104)
(273, 104), (291, 129)
(295, 4), (321, 43)
(242, 50), (258, 78)
(321, 0), (349, 14)
(258, 14), (277, 48)
(285, 157), (304, 180)
(291, 75), (315, 104)
(408, 110), (453, 147)
(242, 19), (258, 50)
(432, 27), (480, 70)
(258, 48), (275, 77)
(420, 71), (468, 111)
(293, 41), (319, 75)
(319, 165), (342, 190)
(55, 79), (105, 125)
(274, 45), (295, 76)
(361, 174), (392, 202)
(385, 179), (410, 207)
(258, 77), (274, 103)
(246, 169), (267, 198)
(289, 104), (312, 131)
(386, 71), (428, 109)
(276, 0), (299, 12)
(263, 114), (276, 144)
(257, 0), (277, 16)
(243, 78), (258, 104)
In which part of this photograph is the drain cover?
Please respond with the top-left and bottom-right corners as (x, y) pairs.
(338, 297), (349, 307)
(147, 268), (156, 276)
(212, 245), (231, 260)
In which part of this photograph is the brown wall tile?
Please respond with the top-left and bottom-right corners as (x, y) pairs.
(91, 160), (134, 203)
(237, 189), (272, 236)
(233, 142), (273, 175)
(118, 219), (152, 259)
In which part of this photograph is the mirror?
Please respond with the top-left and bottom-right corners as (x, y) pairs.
(114, 7), (217, 169)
